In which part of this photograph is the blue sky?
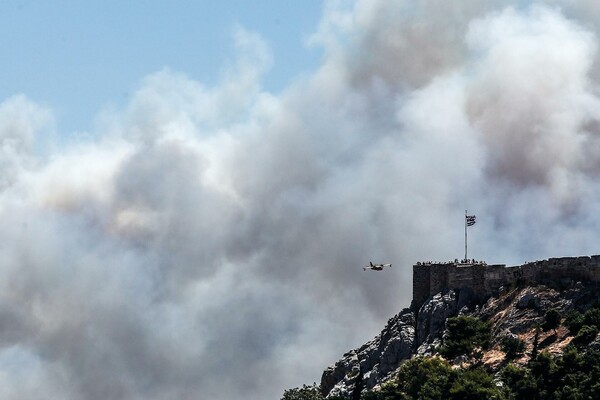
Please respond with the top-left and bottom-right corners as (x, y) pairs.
(0, 1), (323, 135)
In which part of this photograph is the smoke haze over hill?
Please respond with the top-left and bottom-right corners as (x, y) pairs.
(3, 1), (600, 399)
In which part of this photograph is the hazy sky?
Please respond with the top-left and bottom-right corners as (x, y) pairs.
(4, 1), (600, 399)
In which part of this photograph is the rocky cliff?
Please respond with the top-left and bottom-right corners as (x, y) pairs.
(320, 281), (600, 399)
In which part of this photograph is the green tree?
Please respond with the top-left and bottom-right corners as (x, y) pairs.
(395, 357), (455, 400)
(565, 311), (584, 335)
(501, 364), (538, 400)
(579, 349), (600, 398)
(530, 324), (541, 362)
(362, 381), (401, 400)
(449, 367), (503, 400)
(440, 316), (491, 359)
(583, 308), (600, 328)
(501, 336), (525, 360)
(529, 351), (557, 399)
(572, 325), (598, 347)
(542, 309), (561, 334)
(281, 384), (325, 400)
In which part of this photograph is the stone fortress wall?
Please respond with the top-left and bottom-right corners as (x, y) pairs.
(412, 255), (600, 309)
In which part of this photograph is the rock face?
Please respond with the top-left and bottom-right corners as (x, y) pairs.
(321, 308), (415, 399)
(321, 291), (473, 398)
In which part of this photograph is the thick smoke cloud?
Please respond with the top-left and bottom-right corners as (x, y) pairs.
(2, 1), (600, 399)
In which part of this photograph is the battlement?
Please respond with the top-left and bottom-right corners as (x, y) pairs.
(412, 255), (600, 310)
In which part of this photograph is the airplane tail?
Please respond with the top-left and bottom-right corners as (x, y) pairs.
(370, 262), (374, 267)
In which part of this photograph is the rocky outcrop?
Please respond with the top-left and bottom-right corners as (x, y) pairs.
(415, 288), (482, 355)
(321, 308), (415, 398)
(321, 290), (476, 398)
(319, 281), (600, 399)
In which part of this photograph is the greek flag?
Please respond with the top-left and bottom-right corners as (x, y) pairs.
(466, 215), (476, 227)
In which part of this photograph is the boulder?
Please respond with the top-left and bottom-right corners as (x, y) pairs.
(516, 291), (540, 309)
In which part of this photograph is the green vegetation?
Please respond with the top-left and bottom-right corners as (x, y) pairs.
(501, 363), (538, 399)
(448, 367), (500, 400)
(349, 347), (600, 400)
(283, 309), (600, 399)
(361, 357), (502, 400)
(281, 384), (324, 400)
(439, 316), (491, 359)
(542, 309), (561, 334)
(501, 336), (525, 359)
(573, 324), (598, 346)
(566, 305), (600, 336)
(583, 307), (600, 328)
(280, 384), (346, 400)
(502, 347), (600, 400)
(565, 311), (584, 335)
(394, 357), (454, 399)
(530, 325), (540, 361)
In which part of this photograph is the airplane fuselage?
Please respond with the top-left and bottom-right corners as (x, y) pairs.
(363, 262), (392, 271)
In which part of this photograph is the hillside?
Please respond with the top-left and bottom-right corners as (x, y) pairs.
(282, 279), (600, 399)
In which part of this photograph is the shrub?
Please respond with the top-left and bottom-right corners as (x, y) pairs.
(449, 367), (502, 400)
(542, 309), (561, 333)
(583, 308), (600, 328)
(281, 384), (325, 400)
(501, 363), (538, 399)
(362, 381), (401, 400)
(573, 325), (598, 347)
(565, 311), (584, 335)
(501, 348), (600, 399)
(501, 336), (526, 359)
(440, 316), (491, 359)
(395, 357), (455, 400)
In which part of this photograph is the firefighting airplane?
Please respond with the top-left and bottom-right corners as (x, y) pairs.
(363, 262), (392, 271)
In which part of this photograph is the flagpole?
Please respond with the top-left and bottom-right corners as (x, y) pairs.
(464, 210), (467, 261)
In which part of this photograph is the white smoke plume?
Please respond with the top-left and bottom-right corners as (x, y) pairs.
(2, 1), (600, 399)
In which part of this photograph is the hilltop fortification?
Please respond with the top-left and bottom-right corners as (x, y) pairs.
(316, 254), (600, 398)
(412, 255), (600, 309)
